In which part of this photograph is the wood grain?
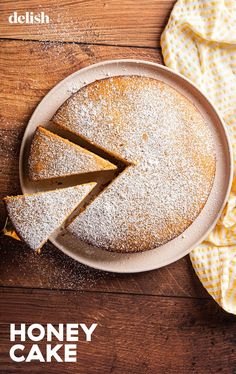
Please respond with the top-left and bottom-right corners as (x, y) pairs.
(0, 0), (175, 48)
(0, 39), (208, 298)
(0, 39), (163, 228)
(0, 287), (235, 373)
(0, 235), (208, 298)
(0, 2), (232, 373)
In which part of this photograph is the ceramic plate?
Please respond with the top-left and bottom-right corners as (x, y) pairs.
(19, 60), (233, 273)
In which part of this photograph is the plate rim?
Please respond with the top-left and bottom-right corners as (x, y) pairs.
(19, 59), (233, 273)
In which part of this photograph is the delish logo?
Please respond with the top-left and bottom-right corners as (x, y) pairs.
(8, 11), (50, 24)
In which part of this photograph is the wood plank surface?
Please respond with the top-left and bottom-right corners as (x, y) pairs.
(0, 235), (208, 298)
(0, 0), (175, 47)
(0, 39), (208, 298)
(0, 287), (235, 374)
(1, 1), (234, 373)
(0, 39), (162, 228)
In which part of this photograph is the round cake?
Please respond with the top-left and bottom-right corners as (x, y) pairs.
(51, 75), (216, 253)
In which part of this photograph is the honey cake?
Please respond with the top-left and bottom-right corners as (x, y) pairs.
(51, 76), (216, 253)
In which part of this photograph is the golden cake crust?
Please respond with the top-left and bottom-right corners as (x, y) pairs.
(52, 76), (216, 253)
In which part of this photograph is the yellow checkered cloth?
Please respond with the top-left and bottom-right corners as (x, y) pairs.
(161, 0), (236, 314)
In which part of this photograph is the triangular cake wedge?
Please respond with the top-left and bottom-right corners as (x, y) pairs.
(28, 127), (116, 181)
(3, 183), (95, 251)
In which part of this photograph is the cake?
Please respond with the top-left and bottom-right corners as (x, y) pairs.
(28, 126), (116, 181)
(52, 75), (216, 253)
(3, 183), (95, 251)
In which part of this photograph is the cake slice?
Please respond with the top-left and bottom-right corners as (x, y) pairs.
(28, 127), (116, 181)
(3, 183), (95, 251)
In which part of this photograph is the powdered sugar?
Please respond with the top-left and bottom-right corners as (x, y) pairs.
(4, 183), (95, 251)
(53, 76), (216, 253)
(28, 127), (116, 181)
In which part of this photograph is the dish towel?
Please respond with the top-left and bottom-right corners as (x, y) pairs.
(161, 0), (236, 314)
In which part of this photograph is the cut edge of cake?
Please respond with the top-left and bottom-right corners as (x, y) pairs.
(52, 75), (216, 253)
(51, 120), (133, 167)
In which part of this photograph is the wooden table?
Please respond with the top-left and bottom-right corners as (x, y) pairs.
(0, 1), (235, 373)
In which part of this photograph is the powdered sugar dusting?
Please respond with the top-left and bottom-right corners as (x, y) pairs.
(53, 76), (216, 252)
(28, 127), (116, 181)
(4, 183), (95, 251)
(0, 237), (109, 290)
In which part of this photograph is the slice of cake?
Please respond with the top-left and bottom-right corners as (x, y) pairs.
(3, 183), (95, 251)
(28, 127), (116, 181)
